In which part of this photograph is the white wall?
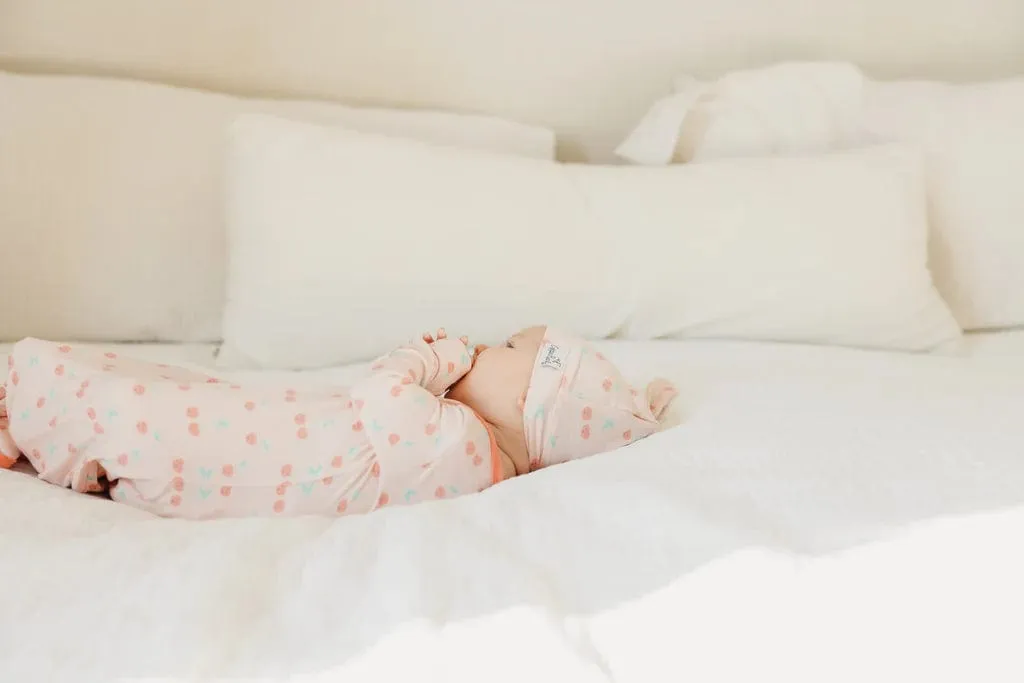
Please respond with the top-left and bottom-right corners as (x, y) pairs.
(3, 0), (1023, 160)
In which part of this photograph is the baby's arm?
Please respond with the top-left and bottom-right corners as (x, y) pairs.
(367, 329), (473, 396)
(349, 331), (476, 458)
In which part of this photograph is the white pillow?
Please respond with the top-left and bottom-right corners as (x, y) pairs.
(616, 62), (1024, 331)
(0, 71), (555, 344)
(220, 114), (960, 370)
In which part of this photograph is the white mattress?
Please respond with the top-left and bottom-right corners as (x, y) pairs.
(3, 333), (1024, 682)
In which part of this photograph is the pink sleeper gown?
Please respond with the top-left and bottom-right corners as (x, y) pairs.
(0, 336), (503, 519)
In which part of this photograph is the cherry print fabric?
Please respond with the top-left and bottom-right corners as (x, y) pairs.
(0, 337), (501, 519)
(522, 327), (678, 471)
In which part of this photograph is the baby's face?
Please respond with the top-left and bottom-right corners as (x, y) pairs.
(446, 326), (546, 469)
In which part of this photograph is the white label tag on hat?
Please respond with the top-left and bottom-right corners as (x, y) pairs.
(539, 342), (566, 371)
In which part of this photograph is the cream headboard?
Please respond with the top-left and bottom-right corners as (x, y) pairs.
(2, 0), (1023, 161)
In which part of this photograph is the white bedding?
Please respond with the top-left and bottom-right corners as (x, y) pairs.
(3, 334), (1024, 682)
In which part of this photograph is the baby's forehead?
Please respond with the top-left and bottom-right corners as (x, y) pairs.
(512, 325), (547, 341)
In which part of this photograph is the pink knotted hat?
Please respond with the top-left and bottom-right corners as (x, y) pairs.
(522, 327), (678, 470)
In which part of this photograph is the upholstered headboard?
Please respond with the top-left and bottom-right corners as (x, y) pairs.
(2, 0), (1022, 161)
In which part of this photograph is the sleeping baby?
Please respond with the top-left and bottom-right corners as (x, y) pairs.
(0, 326), (677, 519)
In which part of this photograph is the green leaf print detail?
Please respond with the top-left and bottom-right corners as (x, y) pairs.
(534, 406), (545, 419)
(108, 409), (119, 420)
(321, 419), (336, 428)
(48, 388), (55, 399)
(199, 467), (213, 479)
(300, 482), (315, 495)
(153, 432), (162, 442)
(549, 435), (558, 448)
(404, 489), (416, 502)
(308, 464), (323, 476)
(603, 419), (614, 430)
(461, 354), (470, 366)
(47, 444), (56, 456)
(262, 439), (271, 452)
(20, 410), (29, 420)
(29, 356), (40, 367)
(348, 446), (359, 456)
(238, 460), (248, 468)
(198, 488), (212, 500)
(403, 441), (415, 447)
(131, 450), (141, 461)
(371, 419), (384, 432)
(351, 490), (361, 502)
(216, 420), (230, 429)
(413, 394), (427, 406)
(448, 486), (459, 496)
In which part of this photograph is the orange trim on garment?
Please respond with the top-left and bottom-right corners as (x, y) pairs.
(0, 452), (16, 469)
(469, 409), (503, 485)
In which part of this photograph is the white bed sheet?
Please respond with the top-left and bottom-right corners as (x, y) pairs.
(3, 333), (1024, 682)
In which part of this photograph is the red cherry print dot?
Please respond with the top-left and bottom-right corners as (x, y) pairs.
(102, 364), (115, 372)
(435, 486), (446, 498)
(354, 399), (364, 411)
(87, 407), (97, 420)
(133, 384), (146, 395)
(331, 455), (343, 468)
(285, 388), (296, 396)
(68, 444), (77, 455)
(388, 433), (400, 446)
(115, 453), (128, 466)
(188, 422), (200, 436)
(390, 385), (403, 397)
(582, 406), (592, 420)
(273, 500), (285, 513)
(186, 406), (199, 419)
(172, 477), (184, 491)
(276, 482), (290, 496)
(322, 476), (334, 486)
(206, 377), (219, 384)
(465, 442), (476, 456)
(400, 376), (412, 386)
(170, 495), (182, 507)
(229, 384), (241, 390)
(352, 420), (364, 432)
(36, 397), (46, 408)
(281, 464), (292, 477)
(344, 400), (353, 410)
(581, 424), (591, 440)
(48, 417), (57, 428)
(336, 499), (348, 514)
(30, 449), (40, 460)
(602, 379), (613, 392)
(297, 427), (308, 440)
(54, 365), (64, 376)
(80, 380), (90, 389)
(75, 390), (85, 399)
(6, 355), (12, 369)
(221, 486), (232, 497)
(104, 352), (117, 360)
(10, 371), (18, 386)
(425, 423), (437, 435)
(244, 401), (256, 411)
(596, 352), (605, 361)
(136, 421), (148, 434)
(447, 361), (456, 373)
(93, 423), (104, 435)
(530, 458), (542, 471)
(284, 395), (296, 403)
(623, 429), (632, 441)
(371, 462), (380, 478)
(294, 413), (306, 425)
(245, 432), (258, 446)
(377, 492), (390, 507)
(172, 458), (184, 473)
(222, 464), (234, 477)
(58, 344), (71, 353)
(472, 454), (483, 466)
(178, 384), (191, 391)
